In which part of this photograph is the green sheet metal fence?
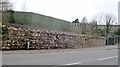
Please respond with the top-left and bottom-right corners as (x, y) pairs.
(12, 11), (72, 32)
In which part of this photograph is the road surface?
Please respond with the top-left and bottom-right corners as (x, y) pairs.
(2, 45), (118, 65)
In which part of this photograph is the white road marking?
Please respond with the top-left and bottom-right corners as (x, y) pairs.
(98, 56), (118, 61)
(64, 56), (118, 65)
(65, 62), (82, 65)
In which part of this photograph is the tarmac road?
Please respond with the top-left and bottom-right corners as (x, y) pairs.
(2, 45), (118, 65)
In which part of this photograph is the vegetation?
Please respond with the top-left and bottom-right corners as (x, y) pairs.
(0, 0), (13, 11)
(5, 10), (15, 23)
(114, 27), (120, 35)
(0, 0), (15, 23)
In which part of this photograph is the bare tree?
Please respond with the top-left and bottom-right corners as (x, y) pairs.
(91, 13), (103, 35)
(81, 17), (87, 34)
(104, 14), (116, 45)
(90, 20), (97, 35)
(104, 14), (116, 34)
(90, 13), (116, 38)
(0, 0), (13, 11)
(92, 13), (103, 25)
(0, 0), (14, 23)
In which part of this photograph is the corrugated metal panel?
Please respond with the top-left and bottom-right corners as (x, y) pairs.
(13, 11), (72, 32)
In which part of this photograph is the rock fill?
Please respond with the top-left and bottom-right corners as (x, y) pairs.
(2, 25), (105, 50)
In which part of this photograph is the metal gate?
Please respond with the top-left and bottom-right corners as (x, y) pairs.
(105, 35), (120, 45)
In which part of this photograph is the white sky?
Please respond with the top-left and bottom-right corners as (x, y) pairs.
(11, 0), (119, 22)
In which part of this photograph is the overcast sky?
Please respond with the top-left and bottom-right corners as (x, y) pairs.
(11, 0), (119, 23)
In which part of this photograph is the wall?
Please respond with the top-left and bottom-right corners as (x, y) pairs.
(2, 25), (105, 50)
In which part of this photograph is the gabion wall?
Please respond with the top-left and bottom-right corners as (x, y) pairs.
(2, 25), (105, 50)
